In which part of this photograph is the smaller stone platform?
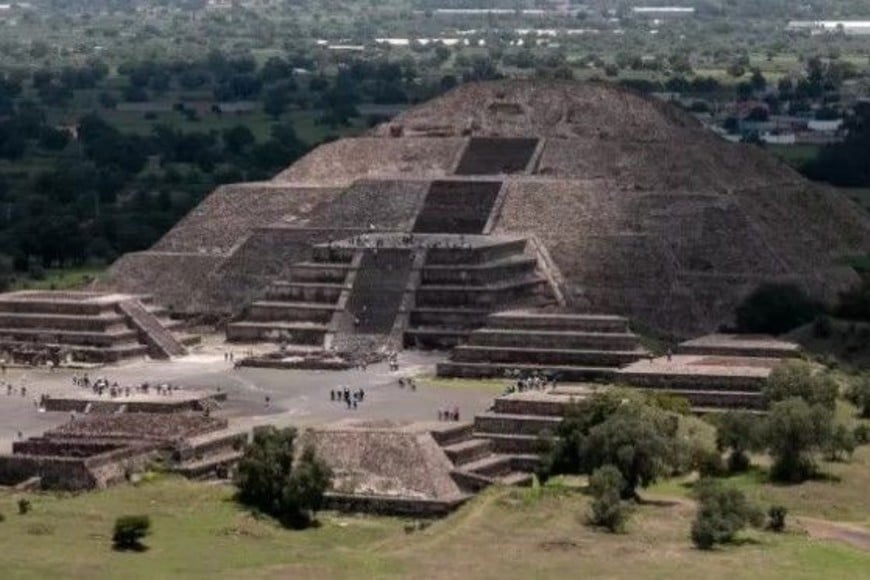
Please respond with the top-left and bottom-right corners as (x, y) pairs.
(300, 418), (534, 516)
(617, 354), (779, 411)
(438, 309), (648, 381)
(0, 290), (189, 364)
(42, 389), (225, 414)
(677, 333), (801, 359)
(0, 413), (229, 491)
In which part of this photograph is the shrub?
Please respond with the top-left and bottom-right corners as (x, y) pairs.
(764, 360), (838, 410)
(695, 448), (726, 478)
(845, 374), (870, 418)
(824, 424), (856, 462)
(587, 465), (630, 533)
(812, 315), (834, 338)
(690, 479), (763, 550)
(767, 505), (788, 532)
(735, 283), (822, 334)
(112, 515), (151, 550)
(853, 423), (870, 445)
(17, 499), (31, 515)
(234, 426), (332, 528)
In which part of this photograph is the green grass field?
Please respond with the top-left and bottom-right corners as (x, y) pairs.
(0, 471), (867, 580)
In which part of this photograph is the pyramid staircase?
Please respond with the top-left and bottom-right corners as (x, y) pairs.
(226, 246), (358, 350)
(404, 237), (552, 349)
(438, 311), (648, 381)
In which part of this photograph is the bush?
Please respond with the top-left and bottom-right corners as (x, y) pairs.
(112, 515), (151, 550)
(587, 465), (630, 533)
(824, 424), (856, 462)
(690, 479), (763, 550)
(735, 283), (822, 334)
(767, 505), (788, 532)
(17, 499), (31, 515)
(854, 423), (870, 445)
(234, 426), (332, 528)
(812, 315), (834, 338)
(764, 361), (838, 410)
(845, 374), (870, 418)
(695, 448), (726, 478)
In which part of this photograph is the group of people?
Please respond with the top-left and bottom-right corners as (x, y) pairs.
(329, 233), (475, 251)
(397, 377), (416, 390)
(330, 385), (365, 409)
(503, 372), (558, 395)
(438, 406), (461, 422)
(71, 374), (183, 398)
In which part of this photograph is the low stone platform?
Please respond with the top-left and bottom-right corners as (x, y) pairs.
(300, 418), (534, 516)
(0, 413), (228, 490)
(42, 390), (226, 414)
(0, 290), (188, 364)
(438, 309), (647, 380)
(677, 333), (801, 359)
(616, 354), (780, 411)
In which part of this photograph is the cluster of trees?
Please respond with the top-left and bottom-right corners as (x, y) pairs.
(0, 93), (309, 279)
(805, 102), (870, 187)
(234, 426), (332, 529)
(707, 361), (862, 482)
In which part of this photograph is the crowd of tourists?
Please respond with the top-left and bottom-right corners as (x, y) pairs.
(330, 385), (365, 409)
(503, 371), (558, 395)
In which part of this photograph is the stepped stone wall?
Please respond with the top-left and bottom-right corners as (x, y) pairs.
(273, 137), (466, 186)
(153, 183), (340, 254)
(309, 180), (430, 231)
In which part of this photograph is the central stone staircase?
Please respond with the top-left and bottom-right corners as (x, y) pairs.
(405, 237), (552, 349)
(226, 245), (356, 350)
(438, 310), (648, 381)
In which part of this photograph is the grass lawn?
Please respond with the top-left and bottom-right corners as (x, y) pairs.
(416, 374), (508, 394)
(650, 445), (870, 526)
(10, 266), (105, 292)
(0, 477), (867, 579)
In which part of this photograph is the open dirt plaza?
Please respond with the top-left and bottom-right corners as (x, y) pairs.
(0, 341), (496, 454)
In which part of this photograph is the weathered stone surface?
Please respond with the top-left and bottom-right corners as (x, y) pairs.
(98, 80), (870, 335)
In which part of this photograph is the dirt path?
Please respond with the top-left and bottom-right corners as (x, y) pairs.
(643, 493), (870, 552)
(796, 517), (870, 552)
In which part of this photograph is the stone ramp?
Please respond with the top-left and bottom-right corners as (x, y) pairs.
(413, 180), (502, 234)
(117, 299), (186, 359)
(454, 137), (539, 175)
(345, 249), (413, 334)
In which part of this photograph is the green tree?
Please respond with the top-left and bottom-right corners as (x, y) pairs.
(763, 398), (833, 482)
(234, 426), (332, 528)
(714, 412), (763, 473)
(764, 360), (838, 410)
